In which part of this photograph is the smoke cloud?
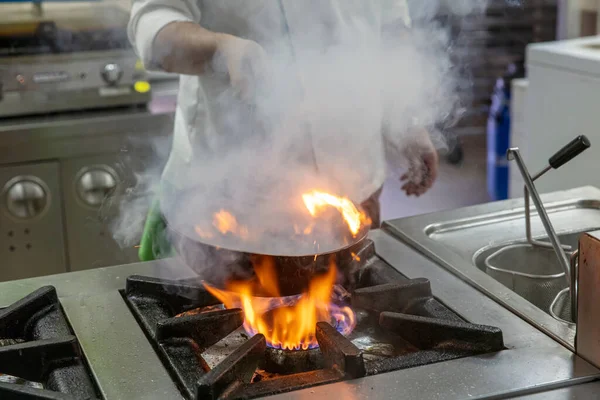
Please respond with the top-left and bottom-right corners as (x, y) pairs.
(112, 0), (490, 277)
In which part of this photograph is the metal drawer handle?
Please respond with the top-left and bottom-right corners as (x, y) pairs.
(4, 178), (49, 219)
(76, 168), (118, 207)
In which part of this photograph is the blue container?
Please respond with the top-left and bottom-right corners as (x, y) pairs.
(487, 76), (511, 201)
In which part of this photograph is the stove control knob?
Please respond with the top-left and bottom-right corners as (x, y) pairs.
(76, 167), (118, 207)
(4, 178), (48, 219)
(101, 63), (123, 85)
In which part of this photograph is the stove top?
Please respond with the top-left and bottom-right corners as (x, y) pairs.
(0, 229), (598, 399)
(121, 240), (504, 399)
(0, 286), (99, 399)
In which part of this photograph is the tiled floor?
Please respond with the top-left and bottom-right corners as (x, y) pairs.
(381, 135), (490, 221)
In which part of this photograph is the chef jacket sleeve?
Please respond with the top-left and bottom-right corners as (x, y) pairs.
(380, 0), (412, 29)
(128, 0), (202, 71)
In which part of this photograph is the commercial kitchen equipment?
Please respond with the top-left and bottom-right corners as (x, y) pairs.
(0, 1), (150, 117)
(386, 183), (600, 353)
(0, 106), (174, 281)
(0, 1), (178, 280)
(383, 129), (593, 354)
(1, 227), (599, 399)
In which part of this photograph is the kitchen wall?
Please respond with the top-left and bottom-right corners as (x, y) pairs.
(439, 0), (558, 136)
(558, 0), (600, 38)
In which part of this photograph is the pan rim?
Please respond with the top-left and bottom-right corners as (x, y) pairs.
(168, 219), (370, 258)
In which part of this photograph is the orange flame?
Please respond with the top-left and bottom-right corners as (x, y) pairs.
(203, 259), (356, 350)
(302, 190), (370, 237)
(194, 191), (368, 242)
(213, 210), (249, 238)
(195, 210), (249, 240)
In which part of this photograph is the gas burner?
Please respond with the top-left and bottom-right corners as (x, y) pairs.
(0, 286), (99, 399)
(122, 240), (504, 400)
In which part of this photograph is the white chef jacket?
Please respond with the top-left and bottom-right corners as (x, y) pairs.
(128, 0), (412, 208)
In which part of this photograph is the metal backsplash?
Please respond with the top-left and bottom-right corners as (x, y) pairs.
(0, 108), (174, 281)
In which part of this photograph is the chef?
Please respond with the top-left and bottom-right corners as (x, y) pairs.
(128, 0), (439, 261)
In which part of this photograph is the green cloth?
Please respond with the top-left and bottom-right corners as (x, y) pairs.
(138, 199), (174, 261)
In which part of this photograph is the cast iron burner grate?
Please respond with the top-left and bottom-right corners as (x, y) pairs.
(123, 240), (504, 400)
(0, 286), (99, 400)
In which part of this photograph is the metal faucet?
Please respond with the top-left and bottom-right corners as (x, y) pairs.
(507, 135), (590, 312)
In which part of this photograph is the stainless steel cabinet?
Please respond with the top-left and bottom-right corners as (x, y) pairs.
(0, 162), (67, 280)
(0, 108), (174, 281)
(61, 154), (139, 271)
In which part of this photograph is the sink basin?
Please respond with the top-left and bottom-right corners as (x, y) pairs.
(474, 233), (580, 319)
(383, 186), (600, 348)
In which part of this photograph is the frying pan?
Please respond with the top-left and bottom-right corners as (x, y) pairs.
(164, 190), (371, 296)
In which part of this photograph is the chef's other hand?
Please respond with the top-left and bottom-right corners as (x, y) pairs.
(400, 129), (439, 197)
(212, 34), (269, 100)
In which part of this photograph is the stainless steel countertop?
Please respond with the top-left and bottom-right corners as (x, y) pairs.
(384, 186), (600, 351)
(1, 229), (599, 399)
(514, 381), (600, 399)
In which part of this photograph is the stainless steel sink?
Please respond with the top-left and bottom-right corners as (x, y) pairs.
(384, 186), (600, 349)
(474, 233), (579, 320)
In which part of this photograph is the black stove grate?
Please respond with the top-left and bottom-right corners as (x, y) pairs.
(0, 286), (99, 400)
(123, 240), (504, 400)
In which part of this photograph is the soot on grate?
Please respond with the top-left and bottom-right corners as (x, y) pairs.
(0, 286), (99, 400)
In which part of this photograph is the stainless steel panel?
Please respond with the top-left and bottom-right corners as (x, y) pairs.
(0, 89), (150, 118)
(0, 259), (194, 306)
(61, 154), (133, 270)
(512, 381), (600, 399)
(383, 186), (600, 350)
(61, 149), (157, 271)
(0, 108), (174, 272)
(0, 162), (66, 281)
(0, 51), (138, 93)
(0, 109), (174, 165)
(0, 37), (150, 116)
(61, 292), (183, 400)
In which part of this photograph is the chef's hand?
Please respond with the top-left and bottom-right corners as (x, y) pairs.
(212, 34), (269, 100)
(400, 129), (439, 197)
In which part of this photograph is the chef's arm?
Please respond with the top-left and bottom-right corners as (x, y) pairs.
(128, 0), (219, 74)
(152, 22), (221, 74)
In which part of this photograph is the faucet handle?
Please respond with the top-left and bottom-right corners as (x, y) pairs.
(549, 135), (591, 169)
